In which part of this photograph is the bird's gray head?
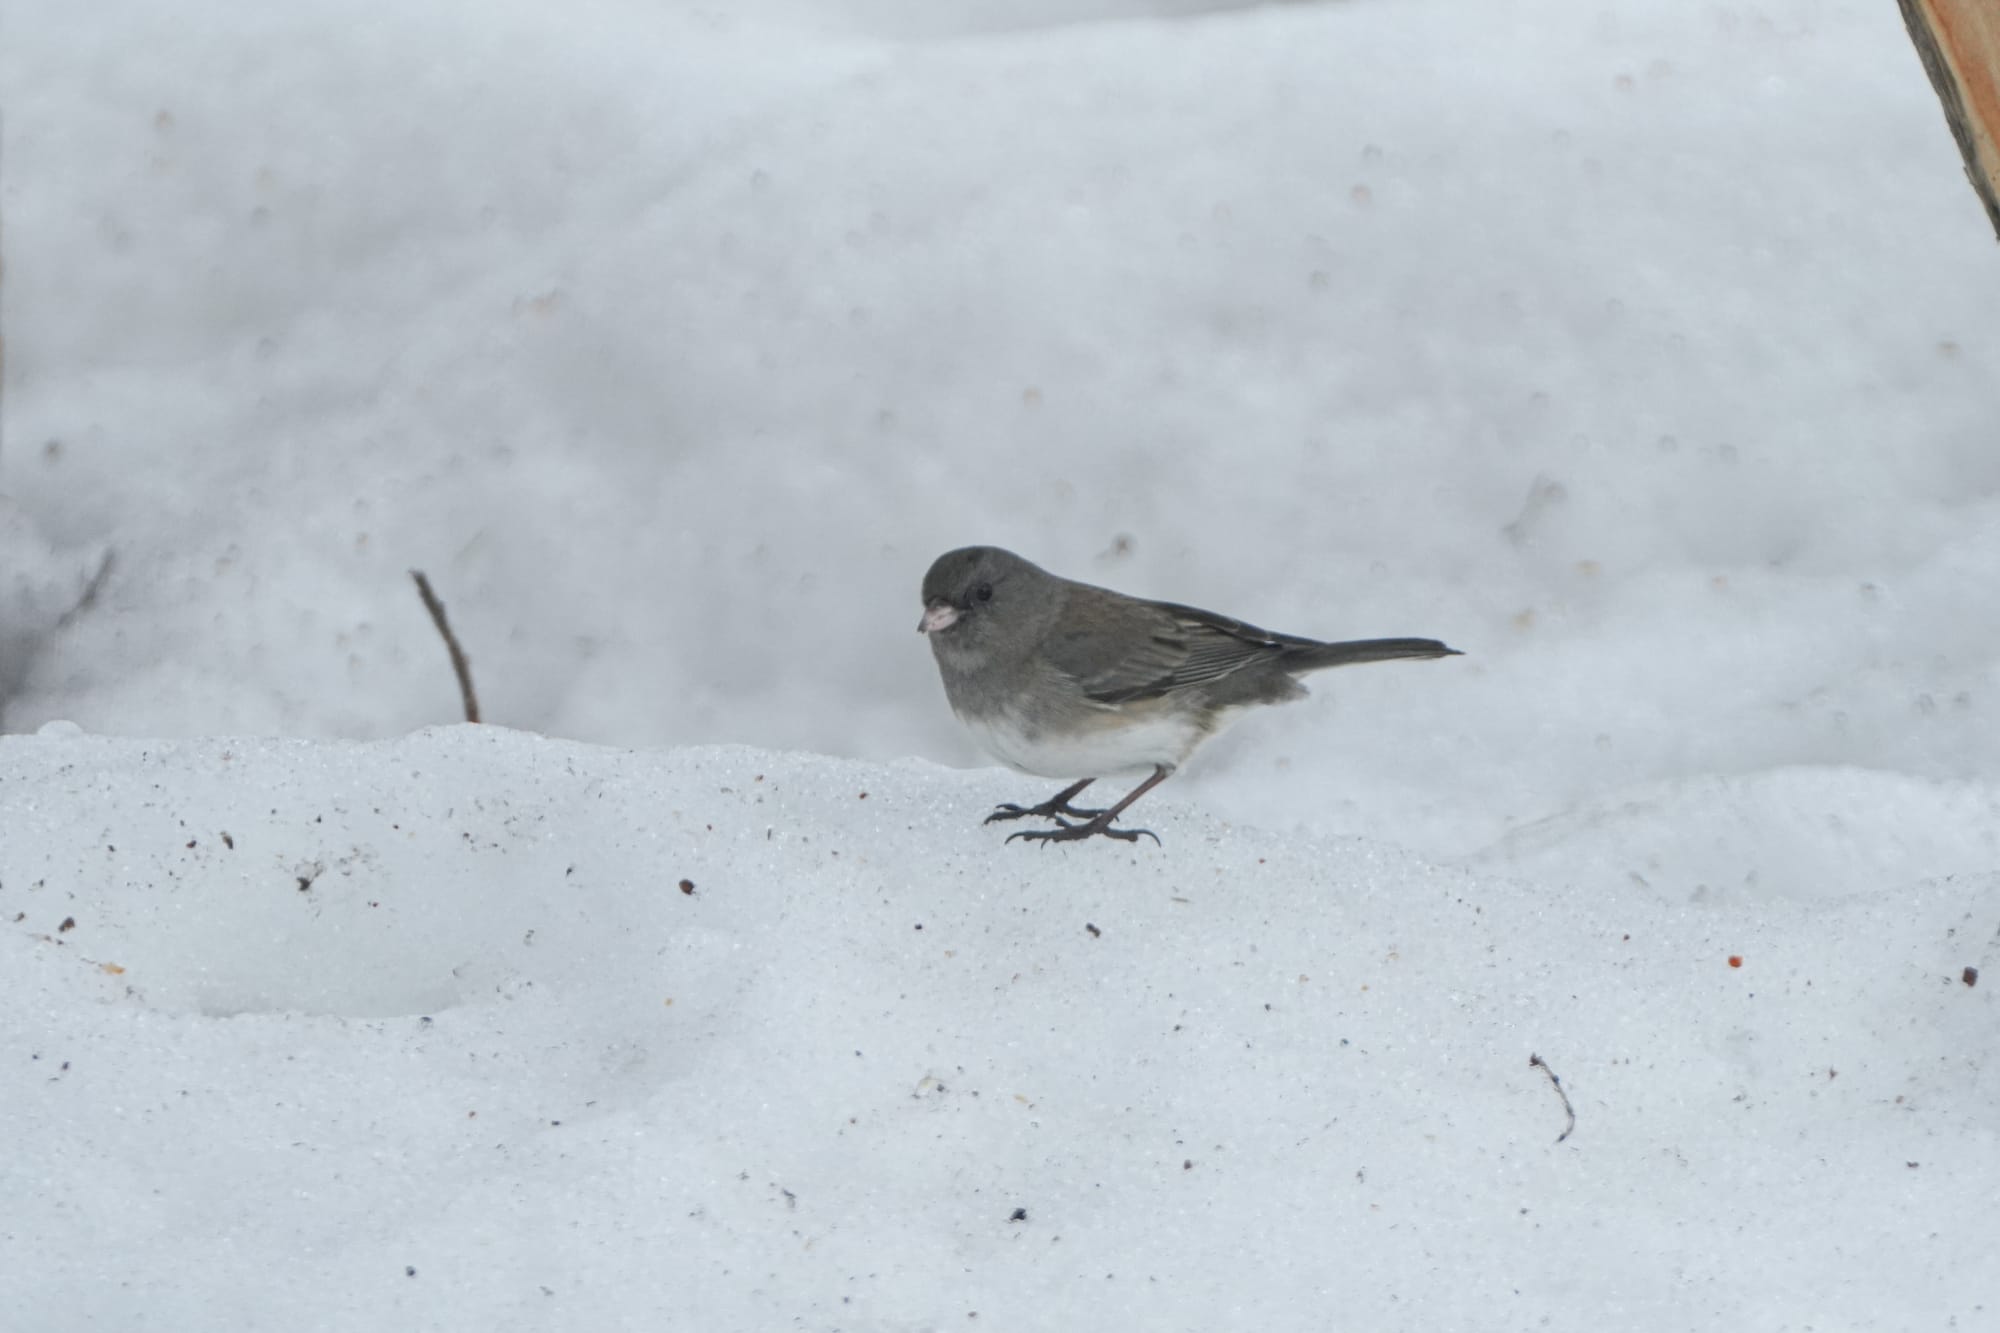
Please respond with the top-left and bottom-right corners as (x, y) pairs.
(918, 546), (1053, 665)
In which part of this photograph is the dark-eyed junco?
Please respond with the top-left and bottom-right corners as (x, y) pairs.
(919, 546), (1461, 846)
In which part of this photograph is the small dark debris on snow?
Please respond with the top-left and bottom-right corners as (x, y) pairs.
(1085, 922), (1101, 938)
(222, 832), (234, 849)
(405, 1266), (417, 1278)
(1009, 1208), (1028, 1222)
(59, 917), (77, 933)
(678, 879), (695, 895)
(1529, 1053), (1577, 1143)
(1964, 966), (1979, 988)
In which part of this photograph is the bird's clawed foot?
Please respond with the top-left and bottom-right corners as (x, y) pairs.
(1004, 815), (1160, 847)
(983, 770), (1167, 846)
(984, 797), (1107, 825)
(983, 778), (1103, 826)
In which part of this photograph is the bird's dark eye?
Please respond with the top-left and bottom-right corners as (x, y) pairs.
(974, 583), (994, 603)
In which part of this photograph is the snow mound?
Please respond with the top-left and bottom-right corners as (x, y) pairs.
(3, 728), (1994, 1329)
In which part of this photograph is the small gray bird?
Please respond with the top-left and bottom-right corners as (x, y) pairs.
(919, 546), (1462, 846)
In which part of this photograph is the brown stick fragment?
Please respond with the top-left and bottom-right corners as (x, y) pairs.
(410, 570), (481, 723)
(1898, 0), (2000, 240)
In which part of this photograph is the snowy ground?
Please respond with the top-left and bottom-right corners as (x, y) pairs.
(4, 730), (1996, 1330)
(4, 0), (1999, 1327)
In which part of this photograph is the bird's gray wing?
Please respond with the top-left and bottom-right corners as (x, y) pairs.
(1042, 589), (1315, 706)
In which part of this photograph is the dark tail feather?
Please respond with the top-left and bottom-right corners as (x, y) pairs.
(1282, 637), (1462, 672)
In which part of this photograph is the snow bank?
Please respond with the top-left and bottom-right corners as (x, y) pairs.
(4, 728), (1992, 1329)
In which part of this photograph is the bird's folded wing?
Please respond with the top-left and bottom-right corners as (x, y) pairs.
(1045, 591), (1313, 705)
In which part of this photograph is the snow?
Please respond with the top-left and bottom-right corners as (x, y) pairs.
(4, 0), (1999, 1326)
(5, 730), (1994, 1329)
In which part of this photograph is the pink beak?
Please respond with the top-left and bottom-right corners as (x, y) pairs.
(919, 602), (960, 634)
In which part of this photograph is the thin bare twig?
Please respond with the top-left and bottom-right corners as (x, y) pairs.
(410, 569), (480, 723)
(54, 549), (116, 631)
(1529, 1053), (1576, 1143)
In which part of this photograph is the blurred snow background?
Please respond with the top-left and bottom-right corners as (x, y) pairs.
(3, 0), (1999, 1326)
(6, 0), (1995, 861)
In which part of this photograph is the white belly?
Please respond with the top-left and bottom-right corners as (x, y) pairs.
(959, 705), (1209, 779)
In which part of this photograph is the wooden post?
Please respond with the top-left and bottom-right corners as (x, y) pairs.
(1899, 0), (2000, 241)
